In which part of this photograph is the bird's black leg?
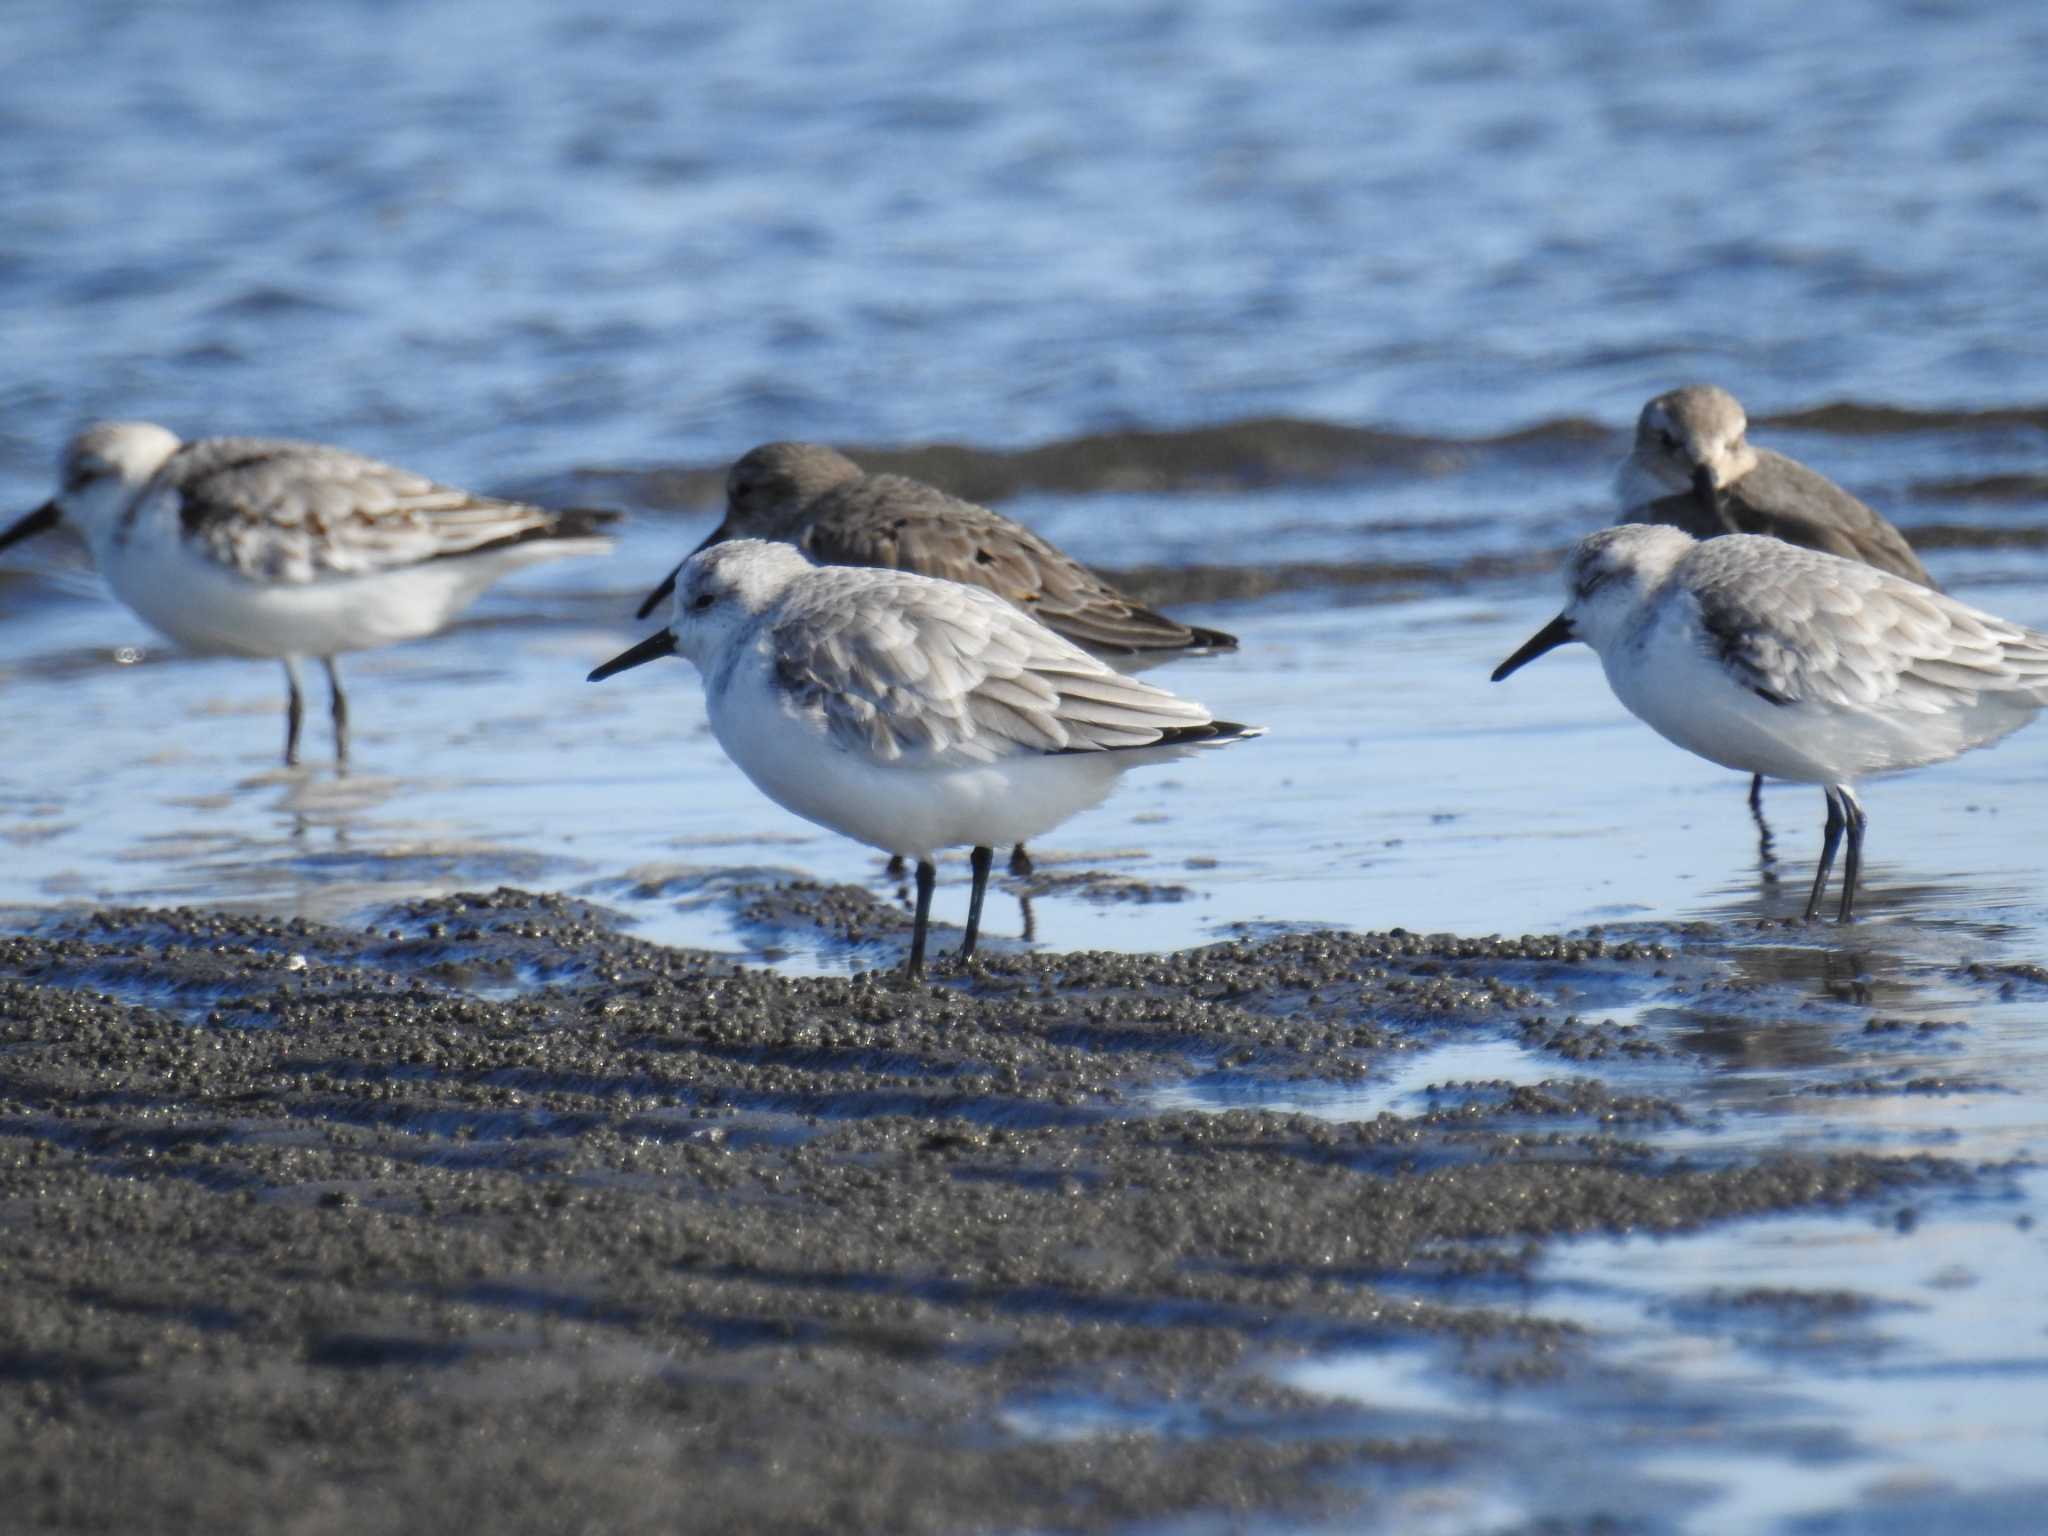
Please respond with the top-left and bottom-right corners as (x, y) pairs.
(1008, 843), (1034, 877)
(282, 658), (306, 767)
(323, 657), (350, 769)
(960, 846), (993, 960)
(1748, 773), (1765, 811)
(886, 854), (907, 879)
(905, 859), (936, 978)
(1836, 789), (1867, 923)
(1802, 786), (1847, 922)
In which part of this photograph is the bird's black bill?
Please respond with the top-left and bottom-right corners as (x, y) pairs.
(0, 501), (60, 553)
(1490, 613), (1577, 681)
(1691, 465), (1737, 534)
(588, 629), (678, 681)
(631, 522), (733, 620)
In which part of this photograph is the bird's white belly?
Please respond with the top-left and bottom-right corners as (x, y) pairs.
(1610, 651), (1838, 782)
(1604, 614), (2038, 785)
(98, 537), (525, 658)
(707, 676), (1127, 859)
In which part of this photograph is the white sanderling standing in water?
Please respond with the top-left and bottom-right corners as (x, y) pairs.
(591, 539), (1262, 976)
(1618, 384), (1938, 811)
(632, 443), (1239, 876)
(2, 422), (619, 765)
(1492, 524), (2048, 922)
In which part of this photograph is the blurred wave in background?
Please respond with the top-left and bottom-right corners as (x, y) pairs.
(6, 0), (2047, 493)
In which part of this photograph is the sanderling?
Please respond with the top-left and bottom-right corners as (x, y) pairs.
(1492, 524), (2048, 922)
(636, 441), (1239, 876)
(1619, 385), (1932, 584)
(2, 422), (619, 765)
(635, 442), (1238, 660)
(1618, 384), (1937, 809)
(592, 539), (1262, 976)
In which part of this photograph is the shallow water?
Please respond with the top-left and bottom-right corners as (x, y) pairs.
(6, 1), (2048, 1530)
(1159, 912), (2048, 1530)
(9, 517), (2048, 962)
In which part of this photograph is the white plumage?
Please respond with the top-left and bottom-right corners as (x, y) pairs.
(2, 421), (618, 764)
(1493, 524), (2048, 921)
(591, 540), (1261, 974)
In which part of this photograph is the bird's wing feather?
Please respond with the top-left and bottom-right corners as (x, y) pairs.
(800, 476), (1229, 654)
(1682, 536), (2048, 714)
(768, 567), (1216, 765)
(163, 437), (596, 583)
(1723, 452), (1936, 588)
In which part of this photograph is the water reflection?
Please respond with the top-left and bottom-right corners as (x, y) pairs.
(1748, 791), (1779, 885)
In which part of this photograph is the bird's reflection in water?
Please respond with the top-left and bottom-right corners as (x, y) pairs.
(1728, 929), (1892, 1006)
(258, 771), (428, 924)
(1669, 1009), (1842, 1072)
(1815, 945), (1876, 1007)
(1750, 784), (1779, 886)
(274, 771), (400, 850)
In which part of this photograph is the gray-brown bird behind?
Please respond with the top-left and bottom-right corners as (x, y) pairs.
(636, 442), (1238, 664)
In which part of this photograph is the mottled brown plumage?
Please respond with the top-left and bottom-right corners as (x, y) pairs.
(639, 443), (1238, 661)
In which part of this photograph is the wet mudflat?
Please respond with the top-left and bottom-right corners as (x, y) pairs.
(3, 885), (2032, 1535)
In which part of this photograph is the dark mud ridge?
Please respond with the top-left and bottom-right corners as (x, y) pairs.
(528, 401), (2048, 513)
(0, 889), (1975, 1534)
(539, 415), (1614, 512)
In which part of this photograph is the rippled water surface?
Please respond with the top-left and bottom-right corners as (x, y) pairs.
(9, 0), (2048, 480)
(6, 1), (2048, 1530)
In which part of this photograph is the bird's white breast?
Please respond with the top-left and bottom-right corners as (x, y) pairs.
(700, 641), (1127, 858)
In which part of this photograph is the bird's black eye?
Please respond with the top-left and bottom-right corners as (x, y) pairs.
(689, 592), (716, 612)
(1574, 567), (1614, 602)
(1657, 429), (1677, 452)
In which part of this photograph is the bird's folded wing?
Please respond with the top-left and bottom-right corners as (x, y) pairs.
(804, 476), (1214, 654)
(1730, 453), (1936, 588)
(167, 438), (566, 583)
(1690, 541), (2048, 713)
(770, 569), (1214, 765)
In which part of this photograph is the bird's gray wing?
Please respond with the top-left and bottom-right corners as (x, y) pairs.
(163, 437), (605, 583)
(1682, 536), (2048, 714)
(768, 567), (1223, 765)
(1722, 451), (1936, 588)
(800, 476), (1235, 655)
